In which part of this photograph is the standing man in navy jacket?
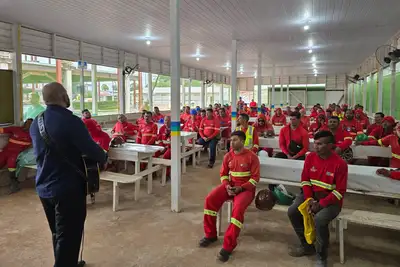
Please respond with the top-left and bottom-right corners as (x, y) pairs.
(30, 82), (107, 267)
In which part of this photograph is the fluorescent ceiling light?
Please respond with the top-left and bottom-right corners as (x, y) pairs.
(226, 67), (230, 70)
(312, 63), (316, 68)
(240, 71), (243, 75)
(314, 73), (317, 76)
(304, 25), (310, 31)
(308, 49), (313, 54)
(196, 57), (200, 61)
(308, 39), (313, 47)
(146, 40), (151, 45)
(311, 56), (316, 62)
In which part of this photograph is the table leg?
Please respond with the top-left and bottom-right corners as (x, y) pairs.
(217, 208), (222, 237)
(339, 219), (345, 264)
(161, 166), (167, 186)
(192, 139), (196, 167)
(181, 139), (186, 174)
(147, 156), (153, 194)
(113, 181), (119, 212)
(134, 159), (140, 174)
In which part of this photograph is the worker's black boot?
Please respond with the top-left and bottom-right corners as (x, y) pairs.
(288, 243), (315, 257)
(198, 237), (218, 248)
(77, 260), (86, 267)
(217, 248), (231, 262)
(9, 171), (20, 194)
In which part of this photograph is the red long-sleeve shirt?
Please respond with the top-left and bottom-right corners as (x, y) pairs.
(218, 115), (232, 138)
(82, 118), (102, 137)
(389, 170), (400, 180)
(366, 123), (380, 136)
(0, 126), (32, 150)
(236, 125), (259, 154)
(220, 148), (260, 191)
(357, 117), (370, 130)
(112, 121), (138, 141)
(362, 134), (400, 168)
(271, 115), (286, 126)
(366, 125), (393, 141)
(308, 122), (328, 138)
(183, 119), (199, 132)
(180, 113), (191, 123)
(301, 116), (310, 131)
(279, 125), (310, 158)
(199, 117), (220, 139)
(136, 122), (158, 145)
(152, 113), (164, 123)
(301, 152), (348, 207)
(340, 119), (363, 139)
(157, 124), (171, 148)
(331, 128), (353, 150)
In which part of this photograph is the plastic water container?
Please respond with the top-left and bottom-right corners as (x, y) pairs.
(258, 150), (269, 158)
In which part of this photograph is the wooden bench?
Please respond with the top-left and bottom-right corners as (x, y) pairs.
(100, 165), (166, 211)
(337, 209), (400, 264)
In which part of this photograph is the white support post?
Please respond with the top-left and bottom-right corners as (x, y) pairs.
(286, 84), (290, 106)
(390, 62), (396, 116)
(91, 65), (98, 115)
(11, 24), (22, 124)
(280, 80), (284, 107)
(231, 40), (238, 131)
(220, 83), (224, 104)
(271, 64), (276, 116)
(200, 74), (205, 108)
(257, 53), (262, 113)
(169, 0), (181, 212)
(188, 78), (192, 107)
(148, 72), (153, 110)
(369, 73), (373, 115)
(377, 68), (383, 112)
(80, 66), (85, 111)
(363, 79), (367, 111)
(211, 82), (215, 104)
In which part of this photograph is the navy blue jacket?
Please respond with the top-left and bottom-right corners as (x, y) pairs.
(30, 105), (107, 198)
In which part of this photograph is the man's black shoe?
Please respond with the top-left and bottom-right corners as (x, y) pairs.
(199, 237), (218, 247)
(77, 260), (86, 267)
(217, 248), (231, 262)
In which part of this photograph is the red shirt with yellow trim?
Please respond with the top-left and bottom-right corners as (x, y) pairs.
(199, 117), (220, 139)
(301, 152), (348, 207)
(279, 125), (310, 157)
(0, 126), (32, 150)
(340, 119), (363, 139)
(136, 122), (158, 145)
(361, 134), (400, 168)
(331, 128), (353, 150)
(220, 148), (260, 191)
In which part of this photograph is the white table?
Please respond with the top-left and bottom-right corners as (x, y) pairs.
(272, 125), (284, 135)
(249, 117), (257, 123)
(180, 131), (198, 172)
(108, 143), (164, 194)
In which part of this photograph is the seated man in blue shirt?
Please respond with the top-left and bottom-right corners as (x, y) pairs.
(30, 82), (107, 267)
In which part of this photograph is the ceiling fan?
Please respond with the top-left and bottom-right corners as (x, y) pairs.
(123, 64), (139, 76)
(203, 79), (214, 87)
(346, 74), (364, 84)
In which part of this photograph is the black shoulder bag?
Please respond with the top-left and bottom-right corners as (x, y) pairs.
(37, 112), (100, 202)
(288, 126), (303, 156)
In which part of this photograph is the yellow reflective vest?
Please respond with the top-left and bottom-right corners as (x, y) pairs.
(235, 126), (254, 149)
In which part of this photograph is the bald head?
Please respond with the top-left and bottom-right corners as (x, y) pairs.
(42, 82), (70, 108)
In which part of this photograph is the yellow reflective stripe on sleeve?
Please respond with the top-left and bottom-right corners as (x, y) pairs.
(8, 168), (16, 171)
(249, 179), (257, 186)
(332, 190), (342, 200)
(220, 176), (229, 182)
(204, 209), (217, 216)
(301, 181), (312, 186)
(392, 153), (400, 160)
(230, 171), (251, 177)
(368, 136), (376, 140)
(356, 131), (364, 135)
(344, 137), (353, 140)
(378, 139), (383, 146)
(230, 217), (243, 228)
(253, 144), (259, 148)
(310, 179), (335, 190)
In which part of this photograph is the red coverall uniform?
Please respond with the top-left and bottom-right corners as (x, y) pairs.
(137, 121), (160, 161)
(152, 113), (164, 123)
(362, 134), (400, 168)
(362, 122), (393, 166)
(203, 149), (260, 252)
(366, 123), (380, 136)
(157, 125), (171, 175)
(0, 127), (32, 171)
(235, 126), (259, 154)
(219, 115), (232, 139)
(301, 152), (348, 207)
(388, 170), (400, 180)
(82, 118), (111, 151)
(136, 117), (145, 126)
(300, 116), (310, 131)
(112, 121), (138, 142)
(249, 111), (258, 117)
(249, 101), (257, 108)
(183, 118), (199, 132)
(308, 122), (328, 138)
(340, 119), (363, 139)
(271, 114), (286, 126)
(180, 113), (191, 123)
(331, 128), (353, 150)
(254, 115), (274, 156)
(199, 118), (220, 140)
(279, 125), (310, 158)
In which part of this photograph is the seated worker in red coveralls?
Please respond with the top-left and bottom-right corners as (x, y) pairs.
(308, 114), (328, 138)
(357, 121), (400, 168)
(249, 99), (257, 108)
(136, 112), (158, 146)
(197, 109), (206, 124)
(136, 110), (147, 126)
(183, 109), (200, 133)
(152, 106), (164, 123)
(366, 112), (384, 136)
(198, 108), (220, 168)
(111, 114), (138, 142)
(355, 109), (370, 130)
(81, 109), (111, 151)
(249, 107), (258, 118)
(276, 111), (309, 160)
(0, 119), (33, 193)
(254, 114), (274, 157)
(283, 106), (291, 116)
(327, 116), (353, 157)
(332, 105), (344, 120)
(356, 116), (395, 167)
(180, 106), (191, 123)
(199, 130), (260, 262)
(325, 109), (333, 120)
(235, 113), (259, 154)
(218, 108), (231, 150)
(288, 130), (347, 267)
(339, 109), (363, 139)
(271, 108), (286, 126)
(300, 108), (310, 131)
(157, 115), (172, 178)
